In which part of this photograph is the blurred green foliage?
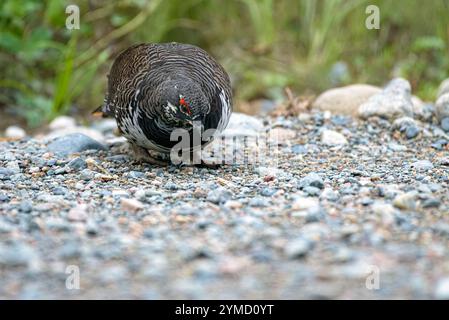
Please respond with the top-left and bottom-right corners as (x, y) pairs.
(0, 0), (448, 127)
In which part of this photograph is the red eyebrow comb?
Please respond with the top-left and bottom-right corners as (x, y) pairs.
(179, 97), (191, 114)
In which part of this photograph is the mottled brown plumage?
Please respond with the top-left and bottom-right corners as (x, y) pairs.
(98, 42), (232, 164)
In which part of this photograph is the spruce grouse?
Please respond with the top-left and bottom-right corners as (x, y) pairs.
(96, 42), (232, 165)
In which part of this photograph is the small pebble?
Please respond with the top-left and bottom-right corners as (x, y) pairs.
(284, 238), (312, 259)
(67, 204), (88, 221)
(67, 157), (87, 170)
(299, 172), (324, 190)
(441, 117), (449, 132)
(207, 187), (232, 204)
(405, 125), (420, 139)
(412, 160), (434, 172)
(121, 198), (144, 212)
(435, 278), (449, 300)
(422, 198), (441, 208)
(321, 129), (348, 145)
(393, 192), (417, 210)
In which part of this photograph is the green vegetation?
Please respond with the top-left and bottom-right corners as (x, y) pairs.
(0, 0), (448, 127)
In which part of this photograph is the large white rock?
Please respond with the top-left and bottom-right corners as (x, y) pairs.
(312, 84), (381, 116)
(358, 78), (414, 120)
(5, 126), (26, 140)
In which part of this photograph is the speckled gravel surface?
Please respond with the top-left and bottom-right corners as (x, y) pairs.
(1, 111), (449, 299)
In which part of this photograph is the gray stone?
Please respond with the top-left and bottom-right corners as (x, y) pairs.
(254, 166), (285, 179)
(0, 220), (13, 233)
(392, 117), (416, 131)
(164, 182), (178, 190)
(321, 129), (348, 145)
(260, 187), (277, 197)
(435, 277), (449, 300)
(0, 242), (36, 267)
(58, 242), (83, 259)
(19, 201), (33, 213)
(405, 125), (420, 139)
(54, 167), (67, 175)
(285, 238), (312, 259)
(91, 119), (117, 133)
(86, 220), (99, 236)
(388, 143), (407, 152)
(0, 193), (9, 202)
(413, 103), (435, 122)
(0, 167), (16, 180)
(221, 113), (263, 138)
(431, 139), (448, 150)
(291, 144), (308, 154)
(52, 187), (68, 196)
(128, 171), (145, 179)
(320, 188), (339, 201)
(313, 84), (381, 116)
(441, 117), (449, 132)
(439, 157), (449, 166)
(299, 173), (325, 189)
(435, 93), (449, 121)
(48, 133), (106, 156)
(67, 157), (87, 170)
(303, 186), (321, 196)
(80, 169), (95, 181)
(359, 78), (413, 120)
(422, 198), (441, 209)
(249, 197), (269, 207)
(412, 160), (434, 171)
(207, 187), (232, 204)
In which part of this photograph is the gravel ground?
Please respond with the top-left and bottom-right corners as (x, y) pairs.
(1, 110), (449, 299)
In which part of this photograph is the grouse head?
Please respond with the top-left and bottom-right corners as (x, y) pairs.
(157, 77), (210, 127)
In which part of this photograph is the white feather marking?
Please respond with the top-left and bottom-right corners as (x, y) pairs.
(120, 105), (170, 153)
(167, 101), (177, 113)
(216, 89), (231, 134)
